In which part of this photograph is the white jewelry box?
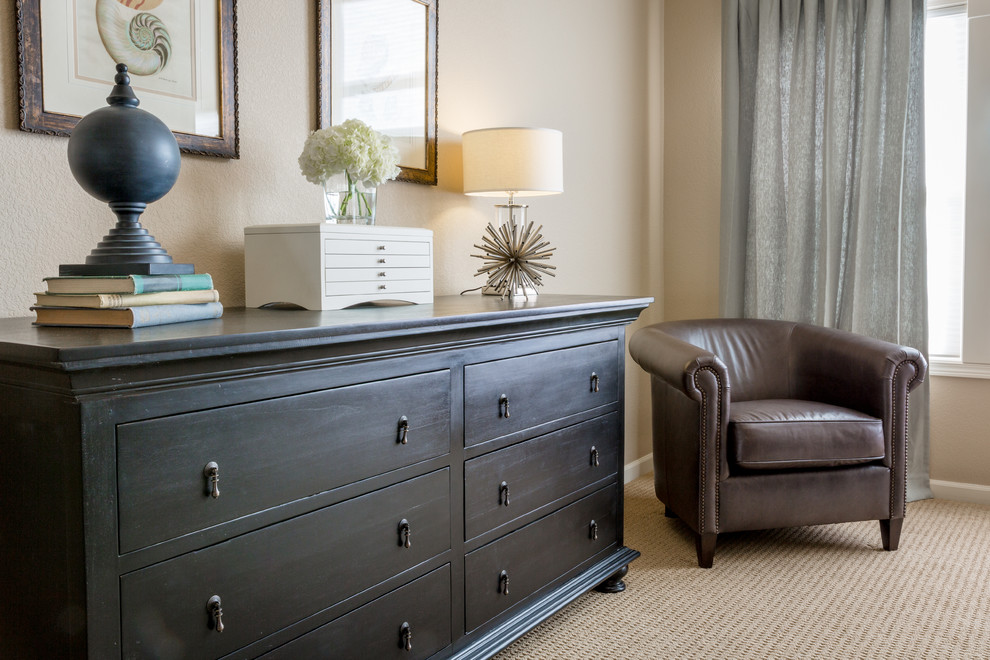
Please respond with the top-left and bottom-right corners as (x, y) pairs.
(244, 223), (434, 310)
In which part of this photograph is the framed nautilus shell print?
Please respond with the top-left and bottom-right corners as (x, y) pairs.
(319, 0), (438, 185)
(16, 0), (239, 158)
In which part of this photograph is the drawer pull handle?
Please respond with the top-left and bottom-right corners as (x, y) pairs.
(207, 595), (224, 633)
(591, 372), (600, 393)
(590, 520), (599, 541)
(379, 258), (387, 264)
(499, 481), (510, 507)
(499, 570), (510, 595)
(591, 447), (600, 467)
(378, 271), (387, 277)
(204, 462), (220, 499)
(398, 416), (410, 444)
(400, 622), (413, 651)
(378, 245), (387, 250)
(499, 394), (510, 418)
(379, 284), (387, 291)
(398, 519), (412, 548)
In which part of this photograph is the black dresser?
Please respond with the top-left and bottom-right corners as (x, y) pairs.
(0, 294), (650, 659)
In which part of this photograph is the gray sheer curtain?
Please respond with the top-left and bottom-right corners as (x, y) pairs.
(720, 0), (931, 500)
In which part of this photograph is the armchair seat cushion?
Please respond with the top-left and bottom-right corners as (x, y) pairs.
(729, 400), (885, 471)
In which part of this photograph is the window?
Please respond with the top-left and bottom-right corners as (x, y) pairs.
(925, 0), (990, 377)
(925, 3), (967, 360)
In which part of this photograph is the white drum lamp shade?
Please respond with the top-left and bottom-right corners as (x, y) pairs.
(462, 127), (563, 199)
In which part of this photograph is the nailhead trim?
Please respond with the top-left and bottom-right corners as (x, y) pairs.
(695, 366), (723, 534)
(891, 359), (922, 518)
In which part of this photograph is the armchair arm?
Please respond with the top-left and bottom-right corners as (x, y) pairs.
(791, 324), (927, 519)
(789, 324), (927, 418)
(629, 325), (731, 403)
(629, 324), (730, 536)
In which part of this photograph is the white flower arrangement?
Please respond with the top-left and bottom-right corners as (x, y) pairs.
(298, 118), (401, 188)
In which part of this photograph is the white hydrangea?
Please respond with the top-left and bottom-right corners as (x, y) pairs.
(298, 118), (401, 187)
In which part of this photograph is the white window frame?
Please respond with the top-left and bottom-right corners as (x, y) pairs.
(928, 0), (990, 378)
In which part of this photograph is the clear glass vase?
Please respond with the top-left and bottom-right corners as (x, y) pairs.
(322, 173), (376, 225)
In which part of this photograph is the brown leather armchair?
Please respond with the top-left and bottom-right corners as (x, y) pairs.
(629, 319), (927, 568)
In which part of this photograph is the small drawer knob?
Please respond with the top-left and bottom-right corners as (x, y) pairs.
(499, 394), (510, 419)
(591, 446), (600, 467)
(207, 595), (224, 633)
(400, 622), (413, 651)
(499, 570), (510, 595)
(203, 462), (220, 499)
(379, 284), (387, 290)
(591, 372), (600, 393)
(590, 520), (599, 541)
(397, 416), (410, 444)
(398, 519), (412, 548)
(499, 481), (510, 507)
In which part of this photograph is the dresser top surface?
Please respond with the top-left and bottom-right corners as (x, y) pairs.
(0, 294), (652, 368)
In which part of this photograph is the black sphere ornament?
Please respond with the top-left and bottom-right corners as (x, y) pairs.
(61, 63), (192, 276)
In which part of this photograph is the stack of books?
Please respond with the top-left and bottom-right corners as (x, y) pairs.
(32, 274), (224, 328)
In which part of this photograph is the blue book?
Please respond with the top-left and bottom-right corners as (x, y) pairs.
(33, 302), (224, 328)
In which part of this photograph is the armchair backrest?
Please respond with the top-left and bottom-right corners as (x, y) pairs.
(657, 318), (798, 402)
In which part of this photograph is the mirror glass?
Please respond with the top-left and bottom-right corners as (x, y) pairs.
(320, 0), (438, 185)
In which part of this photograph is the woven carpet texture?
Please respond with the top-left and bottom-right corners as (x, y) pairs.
(495, 476), (990, 659)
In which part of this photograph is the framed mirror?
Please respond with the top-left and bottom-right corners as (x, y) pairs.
(318, 0), (438, 185)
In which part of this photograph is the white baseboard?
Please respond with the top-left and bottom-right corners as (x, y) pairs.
(931, 479), (990, 506)
(624, 453), (654, 484)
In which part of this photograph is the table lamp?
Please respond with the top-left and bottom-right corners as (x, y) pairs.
(462, 127), (563, 299)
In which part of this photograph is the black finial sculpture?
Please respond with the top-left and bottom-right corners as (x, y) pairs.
(61, 63), (192, 276)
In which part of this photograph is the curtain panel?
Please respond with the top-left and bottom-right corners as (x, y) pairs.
(720, 0), (931, 499)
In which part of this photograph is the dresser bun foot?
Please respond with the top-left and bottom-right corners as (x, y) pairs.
(594, 565), (628, 593)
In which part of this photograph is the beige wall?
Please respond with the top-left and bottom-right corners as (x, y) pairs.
(0, 1), (661, 465)
(661, 0), (990, 491)
(663, 0), (722, 321)
(930, 377), (990, 488)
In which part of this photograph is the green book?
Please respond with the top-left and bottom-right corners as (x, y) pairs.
(43, 274), (214, 295)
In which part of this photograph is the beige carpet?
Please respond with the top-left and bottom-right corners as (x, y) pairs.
(495, 476), (990, 659)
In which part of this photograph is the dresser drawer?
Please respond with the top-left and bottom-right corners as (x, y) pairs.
(326, 254), (431, 269)
(120, 469), (450, 659)
(325, 278), (433, 296)
(262, 565), (451, 660)
(464, 413), (618, 541)
(464, 341), (618, 447)
(325, 237), (432, 256)
(117, 370), (450, 553)
(325, 267), (433, 282)
(464, 485), (617, 632)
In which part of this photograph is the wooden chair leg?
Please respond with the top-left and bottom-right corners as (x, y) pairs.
(664, 505), (678, 519)
(695, 532), (717, 568)
(880, 518), (903, 551)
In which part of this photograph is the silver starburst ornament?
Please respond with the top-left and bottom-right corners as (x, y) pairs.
(472, 221), (556, 300)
